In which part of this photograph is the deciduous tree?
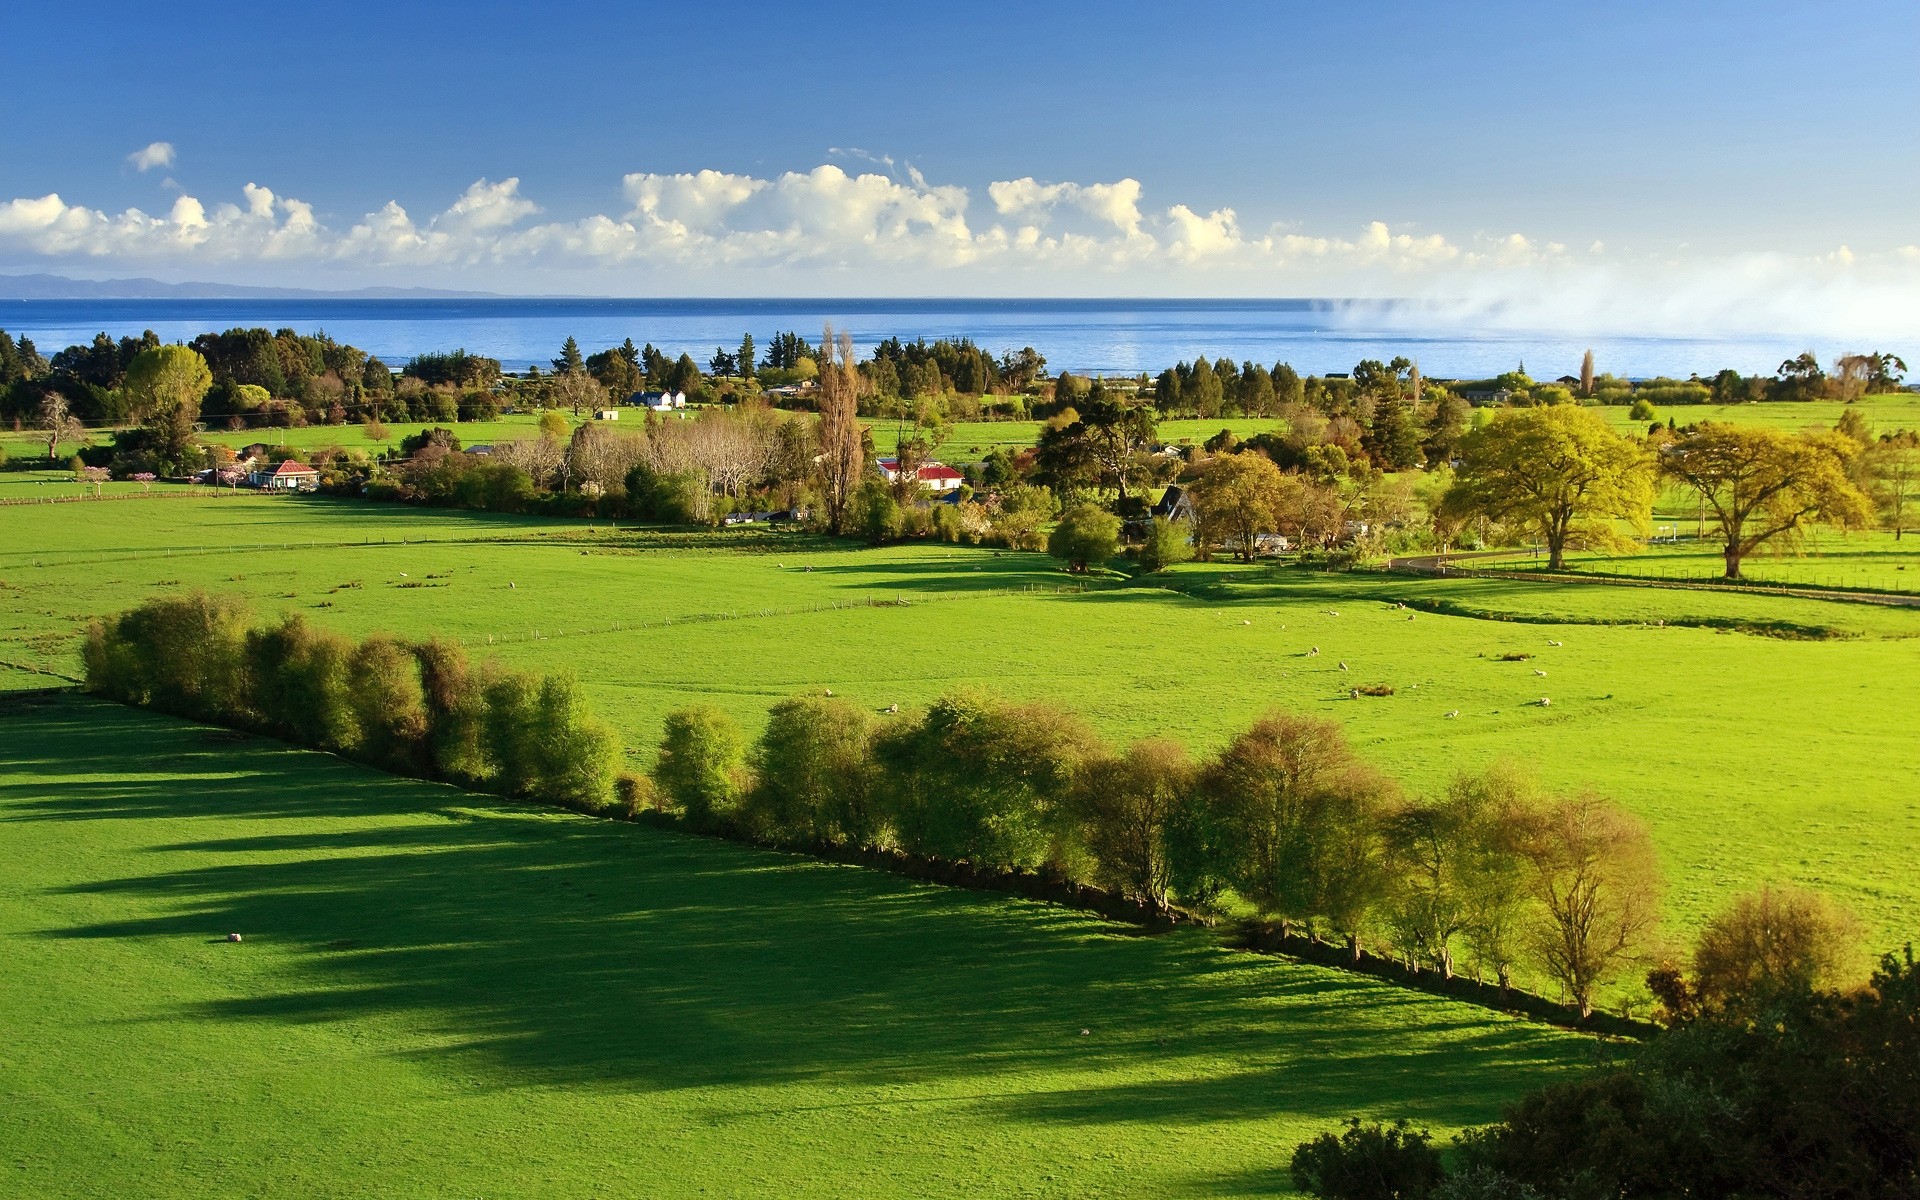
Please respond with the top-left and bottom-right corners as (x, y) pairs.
(1662, 423), (1874, 578)
(1692, 884), (1860, 1014)
(1511, 789), (1662, 1018)
(1442, 405), (1651, 569)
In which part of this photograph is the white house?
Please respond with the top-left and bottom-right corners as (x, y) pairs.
(631, 390), (687, 412)
(876, 457), (965, 495)
(249, 460), (319, 492)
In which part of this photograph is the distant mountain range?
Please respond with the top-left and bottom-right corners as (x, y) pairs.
(0, 273), (495, 300)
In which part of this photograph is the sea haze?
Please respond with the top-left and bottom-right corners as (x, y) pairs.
(0, 296), (1841, 380)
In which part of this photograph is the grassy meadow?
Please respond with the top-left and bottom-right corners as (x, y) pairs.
(4, 495), (1919, 966)
(0, 691), (1589, 1197)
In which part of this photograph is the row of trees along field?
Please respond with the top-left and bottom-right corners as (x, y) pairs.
(1288, 918), (1913, 1199)
(83, 592), (619, 812)
(86, 591), (1876, 1029)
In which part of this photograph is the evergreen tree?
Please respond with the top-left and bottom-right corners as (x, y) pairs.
(552, 337), (584, 375)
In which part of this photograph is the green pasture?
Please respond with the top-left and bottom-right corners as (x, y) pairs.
(4, 497), (1919, 965)
(1592, 393), (1920, 438)
(1479, 531), (1920, 594)
(0, 693), (1587, 1198)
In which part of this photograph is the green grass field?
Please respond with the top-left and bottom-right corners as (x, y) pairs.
(0, 692), (1588, 1197)
(1478, 530), (1920, 595)
(5, 495), (1919, 966)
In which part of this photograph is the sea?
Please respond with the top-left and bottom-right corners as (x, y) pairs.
(0, 297), (1852, 381)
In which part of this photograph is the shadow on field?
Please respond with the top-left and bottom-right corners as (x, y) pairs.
(2, 694), (1579, 1137)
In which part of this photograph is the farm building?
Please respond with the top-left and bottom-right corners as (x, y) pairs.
(249, 460), (319, 492)
(876, 458), (965, 494)
(631, 390), (687, 412)
(594, 409), (620, 421)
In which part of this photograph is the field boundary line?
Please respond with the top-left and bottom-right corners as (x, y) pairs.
(1378, 557), (1920, 609)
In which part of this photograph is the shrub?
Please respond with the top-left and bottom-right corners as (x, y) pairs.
(744, 694), (877, 845)
(1628, 398), (1657, 421)
(347, 634), (430, 773)
(245, 612), (356, 750)
(83, 591), (252, 722)
(875, 691), (1099, 869)
(1289, 1119), (1444, 1200)
(653, 705), (748, 827)
(1048, 503), (1121, 573)
(1691, 883), (1860, 1013)
(413, 638), (492, 785)
(1136, 516), (1195, 573)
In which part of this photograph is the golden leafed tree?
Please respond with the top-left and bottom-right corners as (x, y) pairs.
(1662, 423), (1875, 578)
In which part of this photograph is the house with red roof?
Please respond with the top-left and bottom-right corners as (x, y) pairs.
(876, 457), (965, 495)
(248, 459), (320, 492)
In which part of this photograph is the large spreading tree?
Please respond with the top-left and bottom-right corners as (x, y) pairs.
(1442, 405), (1651, 569)
(1662, 423), (1874, 578)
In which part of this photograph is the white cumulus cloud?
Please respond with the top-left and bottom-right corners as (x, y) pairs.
(1, 164), (1917, 336)
(127, 142), (176, 172)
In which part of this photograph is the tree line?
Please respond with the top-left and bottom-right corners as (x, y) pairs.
(83, 592), (620, 812)
(640, 688), (1693, 1020)
(1289, 892), (1903, 1200)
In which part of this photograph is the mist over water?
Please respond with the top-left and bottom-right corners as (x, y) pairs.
(0, 296), (1854, 380)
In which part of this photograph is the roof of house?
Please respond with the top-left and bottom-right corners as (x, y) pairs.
(878, 458), (964, 483)
(273, 460), (318, 476)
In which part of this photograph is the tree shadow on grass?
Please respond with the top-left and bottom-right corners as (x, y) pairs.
(3, 694), (1589, 1136)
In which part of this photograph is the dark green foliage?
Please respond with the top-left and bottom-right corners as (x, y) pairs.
(404, 349), (502, 389)
(1290, 1119), (1444, 1200)
(1352, 949), (1920, 1199)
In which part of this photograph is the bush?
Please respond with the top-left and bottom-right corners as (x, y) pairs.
(744, 694), (877, 844)
(1136, 516), (1195, 573)
(1290, 1119), (1444, 1200)
(874, 691), (1098, 869)
(1048, 503), (1121, 573)
(1628, 398), (1656, 421)
(653, 705), (747, 827)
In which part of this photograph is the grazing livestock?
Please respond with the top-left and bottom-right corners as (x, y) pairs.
(1534, 669), (1547, 676)
(1446, 710), (1460, 719)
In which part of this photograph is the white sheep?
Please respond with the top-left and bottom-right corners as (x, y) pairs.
(1534, 669), (1547, 676)
(1547, 639), (1563, 647)
(1538, 696), (1551, 707)
(1446, 710), (1460, 719)
(886, 703), (899, 714)
(1338, 661), (1349, 671)
(1241, 619), (1251, 626)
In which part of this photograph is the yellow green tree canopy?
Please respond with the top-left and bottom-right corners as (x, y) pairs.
(1442, 405), (1651, 569)
(1661, 423), (1875, 578)
(123, 344), (213, 425)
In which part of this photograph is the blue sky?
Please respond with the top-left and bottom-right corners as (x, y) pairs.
(0, 0), (1915, 326)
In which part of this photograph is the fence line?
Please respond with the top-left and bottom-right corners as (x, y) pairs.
(1377, 560), (1920, 608)
(0, 487), (277, 507)
(461, 581), (1095, 648)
